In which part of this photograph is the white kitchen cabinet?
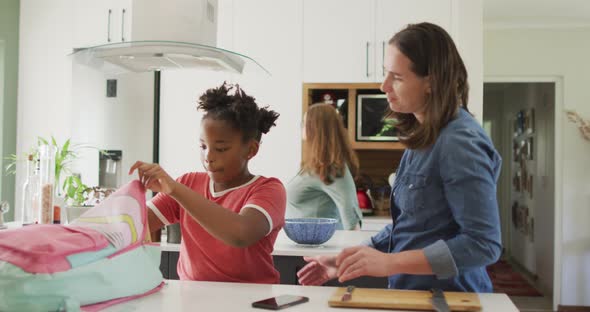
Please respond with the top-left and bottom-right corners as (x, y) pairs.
(374, 0), (451, 80)
(73, 0), (219, 50)
(303, 0), (375, 83)
(303, 0), (451, 83)
(73, 0), (132, 48)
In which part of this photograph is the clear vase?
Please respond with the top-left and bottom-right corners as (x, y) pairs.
(20, 154), (38, 225)
(38, 145), (56, 224)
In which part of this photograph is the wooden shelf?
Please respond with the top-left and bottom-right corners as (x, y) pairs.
(302, 83), (405, 151)
(302, 83), (405, 195)
(352, 141), (405, 150)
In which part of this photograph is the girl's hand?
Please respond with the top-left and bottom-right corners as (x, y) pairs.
(129, 161), (177, 195)
(335, 246), (395, 283)
(296, 255), (338, 286)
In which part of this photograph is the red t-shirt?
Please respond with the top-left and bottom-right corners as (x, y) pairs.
(148, 173), (286, 284)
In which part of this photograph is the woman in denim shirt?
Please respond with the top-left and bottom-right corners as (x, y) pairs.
(297, 22), (502, 292)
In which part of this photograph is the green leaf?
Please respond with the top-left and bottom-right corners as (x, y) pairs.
(61, 139), (71, 159)
(37, 137), (48, 148)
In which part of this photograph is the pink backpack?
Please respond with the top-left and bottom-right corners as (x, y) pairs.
(0, 180), (164, 311)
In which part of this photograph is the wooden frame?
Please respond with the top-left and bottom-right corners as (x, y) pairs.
(302, 83), (405, 150)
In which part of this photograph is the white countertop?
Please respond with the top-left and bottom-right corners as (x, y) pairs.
(363, 215), (391, 222)
(272, 230), (375, 256)
(360, 215), (392, 231)
(160, 229), (376, 256)
(102, 280), (519, 312)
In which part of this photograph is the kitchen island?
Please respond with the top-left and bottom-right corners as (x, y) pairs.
(160, 229), (388, 287)
(102, 280), (519, 311)
(160, 229), (376, 255)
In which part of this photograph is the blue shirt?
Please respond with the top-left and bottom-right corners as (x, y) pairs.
(367, 108), (502, 292)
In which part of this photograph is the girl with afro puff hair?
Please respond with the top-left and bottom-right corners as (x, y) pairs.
(130, 82), (285, 283)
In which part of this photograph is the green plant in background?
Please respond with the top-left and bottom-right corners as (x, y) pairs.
(4, 136), (105, 205)
(63, 175), (90, 206)
(376, 118), (399, 137)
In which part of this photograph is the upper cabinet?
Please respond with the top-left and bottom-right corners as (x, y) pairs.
(374, 0), (451, 80)
(303, 0), (375, 83)
(72, 0), (218, 49)
(73, 0), (132, 48)
(303, 0), (451, 83)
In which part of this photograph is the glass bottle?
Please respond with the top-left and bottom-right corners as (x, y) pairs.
(38, 145), (56, 224)
(20, 154), (37, 225)
(30, 164), (41, 224)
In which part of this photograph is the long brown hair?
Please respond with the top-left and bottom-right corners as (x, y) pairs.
(389, 22), (469, 149)
(301, 103), (359, 184)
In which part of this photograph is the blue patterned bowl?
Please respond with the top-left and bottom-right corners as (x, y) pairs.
(283, 218), (338, 245)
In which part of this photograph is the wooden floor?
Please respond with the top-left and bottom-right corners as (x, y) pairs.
(510, 295), (553, 312)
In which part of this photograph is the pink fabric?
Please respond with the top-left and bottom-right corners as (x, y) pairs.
(0, 180), (147, 274)
(72, 180), (147, 255)
(0, 224), (109, 273)
(81, 282), (165, 312)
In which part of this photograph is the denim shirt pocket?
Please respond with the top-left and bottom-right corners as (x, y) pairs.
(396, 173), (429, 217)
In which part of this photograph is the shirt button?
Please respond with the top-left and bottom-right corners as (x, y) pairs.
(409, 184), (414, 189)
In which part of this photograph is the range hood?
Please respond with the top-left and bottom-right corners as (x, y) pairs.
(71, 40), (269, 75)
(70, 0), (269, 75)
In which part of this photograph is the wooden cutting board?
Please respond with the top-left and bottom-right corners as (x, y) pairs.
(328, 287), (482, 311)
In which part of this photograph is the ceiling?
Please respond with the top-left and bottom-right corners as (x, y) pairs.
(483, 0), (590, 29)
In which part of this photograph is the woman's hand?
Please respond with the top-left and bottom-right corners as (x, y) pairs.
(129, 161), (177, 195)
(335, 246), (396, 283)
(296, 255), (338, 286)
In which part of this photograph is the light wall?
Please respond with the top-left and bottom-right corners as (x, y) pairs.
(0, 0), (19, 220)
(70, 66), (154, 189)
(17, 0), (155, 215)
(16, 0), (73, 222)
(452, 0), (484, 122)
(159, 0), (304, 185)
(484, 27), (590, 306)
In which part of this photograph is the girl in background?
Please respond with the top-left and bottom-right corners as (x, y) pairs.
(286, 103), (362, 230)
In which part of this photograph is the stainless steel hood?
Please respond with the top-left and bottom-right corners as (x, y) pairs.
(70, 0), (270, 75)
(71, 40), (270, 75)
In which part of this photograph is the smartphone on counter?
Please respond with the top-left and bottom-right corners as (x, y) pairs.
(252, 295), (309, 310)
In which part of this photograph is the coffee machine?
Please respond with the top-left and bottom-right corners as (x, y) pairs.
(99, 150), (122, 188)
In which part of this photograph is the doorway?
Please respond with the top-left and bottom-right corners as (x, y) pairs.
(483, 80), (558, 309)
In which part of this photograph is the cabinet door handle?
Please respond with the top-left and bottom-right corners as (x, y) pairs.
(107, 9), (112, 42)
(382, 41), (385, 77)
(121, 9), (126, 42)
(366, 42), (370, 78)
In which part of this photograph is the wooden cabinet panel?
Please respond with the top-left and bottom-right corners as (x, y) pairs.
(303, 83), (404, 151)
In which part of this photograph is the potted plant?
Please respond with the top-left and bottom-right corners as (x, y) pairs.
(62, 174), (93, 222)
(5, 136), (105, 223)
